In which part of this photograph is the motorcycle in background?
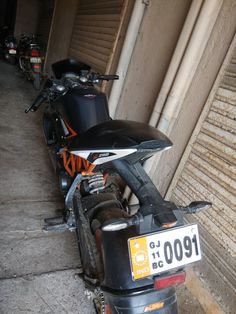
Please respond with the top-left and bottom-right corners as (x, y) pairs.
(0, 26), (18, 64)
(18, 33), (44, 90)
(25, 58), (211, 313)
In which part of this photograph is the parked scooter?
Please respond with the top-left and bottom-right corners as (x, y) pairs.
(25, 58), (211, 314)
(18, 34), (44, 90)
(0, 26), (17, 64)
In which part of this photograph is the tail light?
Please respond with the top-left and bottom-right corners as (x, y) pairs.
(31, 49), (40, 57)
(154, 271), (186, 290)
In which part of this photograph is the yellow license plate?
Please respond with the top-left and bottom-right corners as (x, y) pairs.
(128, 224), (201, 280)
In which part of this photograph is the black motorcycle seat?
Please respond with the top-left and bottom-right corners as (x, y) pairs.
(69, 120), (172, 152)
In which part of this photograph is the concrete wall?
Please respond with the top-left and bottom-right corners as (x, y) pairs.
(37, 0), (55, 49)
(114, 0), (236, 196)
(0, 0), (17, 31)
(14, 0), (40, 38)
(151, 0), (236, 195)
(115, 0), (191, 123)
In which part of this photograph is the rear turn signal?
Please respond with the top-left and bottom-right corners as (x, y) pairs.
(154, 271), (186, 290)
(144, 302), (164, 312)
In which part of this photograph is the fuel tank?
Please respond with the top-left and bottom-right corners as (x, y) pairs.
(57, 87), (110, 134)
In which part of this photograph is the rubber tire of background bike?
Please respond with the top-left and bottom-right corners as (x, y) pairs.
(9, 56), (16, 65)
(4, 53), (15, 65)
(33, 73), (41, 90)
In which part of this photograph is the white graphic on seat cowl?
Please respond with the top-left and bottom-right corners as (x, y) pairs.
(70, 149), (137, 165)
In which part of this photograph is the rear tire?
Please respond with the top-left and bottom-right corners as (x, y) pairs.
(9, 56), (16, 65)
(33, 73), (41, 90)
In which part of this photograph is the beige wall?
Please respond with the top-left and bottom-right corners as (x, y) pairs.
(151, 0), (236, 195)
(115, 0), (191, 123)
(44, 0), (78, 73)
(113, 0), (236, 196)
(14, 0), (40, 38)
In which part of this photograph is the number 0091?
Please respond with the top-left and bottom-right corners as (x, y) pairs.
(151, 234), (199, 264)
(129, 224), (201, 280)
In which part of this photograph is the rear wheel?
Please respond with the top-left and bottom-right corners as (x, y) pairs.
(33, 73), (41, 90)
(9, 55), (16, 65)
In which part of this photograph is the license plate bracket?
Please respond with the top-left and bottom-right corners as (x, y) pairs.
(128, 224), (201, 280)
(9, 49), (16, 54)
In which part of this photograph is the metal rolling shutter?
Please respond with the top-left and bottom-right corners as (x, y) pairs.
(167, 38), (236, 310)
(69, 0), (126, 73)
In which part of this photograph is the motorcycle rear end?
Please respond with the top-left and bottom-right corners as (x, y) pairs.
(0, 26), (17, 64)
(25, 58), (211, 313)
(19, 34), (44, 90)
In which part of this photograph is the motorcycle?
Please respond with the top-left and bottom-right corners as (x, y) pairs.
(25, 58), (211, 313)
(19, 34), (44, 90)
(0, 26), (17, 64)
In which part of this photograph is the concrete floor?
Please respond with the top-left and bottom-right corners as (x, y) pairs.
(0, 61), (205, 313)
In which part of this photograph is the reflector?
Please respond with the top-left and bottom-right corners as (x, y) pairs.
(154, 271), (186, 290)
(105, 304), (112, 314)
(31, 49), (40, 57)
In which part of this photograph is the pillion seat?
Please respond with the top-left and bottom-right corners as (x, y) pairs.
(69, 120), (172, 153)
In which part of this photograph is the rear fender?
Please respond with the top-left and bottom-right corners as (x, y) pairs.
(32, 63), (41, 73)
(101, 225), (154, 291)
(103, 287), (177, 314)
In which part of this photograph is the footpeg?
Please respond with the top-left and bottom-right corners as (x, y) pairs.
(43, 218), (69, 232)
(44, 216), (65, 225)
(43, 210), (76, 232)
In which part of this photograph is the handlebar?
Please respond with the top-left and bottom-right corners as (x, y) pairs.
(25, 72), (119, 113)
(25, 93), (47, 113)
(94, 74), (119, 81)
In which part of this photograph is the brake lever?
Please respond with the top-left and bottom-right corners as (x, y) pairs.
(25, 91), (48, 113)
(25, 106), (31, 113)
